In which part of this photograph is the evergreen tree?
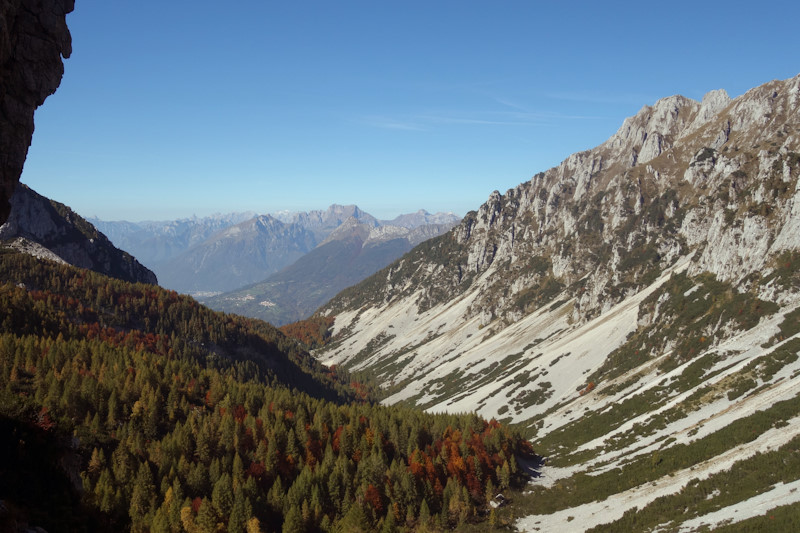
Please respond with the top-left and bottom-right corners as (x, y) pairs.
(379, 508), (397, 533)
(129, 462), (156, 531)
(499, 459), (511, 489)
(196, 497), (218, 533)
(419, 499), (431, 527)
(227, 491), (252, 533)
(212, 472), (234, 519)
(336, 502), (371, 533)
(282, 505), (304, 533)
(267, 476), (285, 514)
(151, 506), (171, 533)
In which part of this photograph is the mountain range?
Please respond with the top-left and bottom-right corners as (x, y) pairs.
(314, 73), (800, 530)
(202, 217), (458, 325)
(93, 205), (460, 320)
(89, 211), (258, 267)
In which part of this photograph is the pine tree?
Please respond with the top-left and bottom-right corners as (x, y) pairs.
(168, 477), (186, 531)
(94, 469), (116, 514)
(267, 476), (285, 514)
(212, 472), (234, 519)
(151, 505), (171, 533)
(88, 447), (105, 475)
(196, 497), (218, 533)
(227, 491), (252, 533)
(129, 462), (156, 532)
(232, 452), (245, 489)
(282, 505), (304, 533)
(379, 508), (397, 533)
(419, 499), (431, 527)
(499, 459), (511, 489)
(337, 502), (371, 533)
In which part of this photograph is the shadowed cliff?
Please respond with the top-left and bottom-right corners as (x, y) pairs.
(0, 0), (73, 223)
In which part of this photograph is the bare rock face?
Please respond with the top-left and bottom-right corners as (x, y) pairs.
(318, 73), (800, 387)
(0, 0), (73, 224)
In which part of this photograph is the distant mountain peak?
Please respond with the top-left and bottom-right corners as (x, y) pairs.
(382, 209), (461, 229)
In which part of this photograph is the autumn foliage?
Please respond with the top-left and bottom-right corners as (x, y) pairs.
(0, 251), (534, 531)
(279, 315), (335, 349)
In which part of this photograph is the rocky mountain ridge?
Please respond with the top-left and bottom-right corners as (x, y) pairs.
(381, 208), (461, 229)
(272, 204), (378, 241)
(156, 213), (318, 294)
(315, 74), (800, 530)
(323, 75), (800, 325)
(0, 184), (157, 284)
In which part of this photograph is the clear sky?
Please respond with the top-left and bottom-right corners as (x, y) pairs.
(19, 0), (800, 222)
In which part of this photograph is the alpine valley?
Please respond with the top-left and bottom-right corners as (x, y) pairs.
(3, 32), (800, 531)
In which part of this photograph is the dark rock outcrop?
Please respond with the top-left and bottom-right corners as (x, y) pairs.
(1, 184), (158, 284)
(0, 0), (73, 224)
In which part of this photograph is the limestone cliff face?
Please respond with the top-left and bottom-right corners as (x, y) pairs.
(317, 74), (800, 422)
(324, 74), (800, 326)
(0, 0), (73, 223)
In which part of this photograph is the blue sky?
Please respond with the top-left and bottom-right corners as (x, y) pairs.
(20, 0), (800, 221)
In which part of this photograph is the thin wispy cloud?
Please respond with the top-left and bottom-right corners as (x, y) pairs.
(358, 106), (604, 132)
(357, 116), (428, 131)
(418, 113), (541, 127)
(544, 90), (653, 106)
(489, 95), (608, 120)
(492, 97), (531, 112)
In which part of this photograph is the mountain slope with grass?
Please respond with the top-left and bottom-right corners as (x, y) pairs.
(315, 73), (800, 530)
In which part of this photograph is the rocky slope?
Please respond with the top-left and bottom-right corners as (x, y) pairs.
(0, 184), (157, 284)
(203, 216), (458, 325)
(0, 0), (73, 224)
(316, 74), (800, 530)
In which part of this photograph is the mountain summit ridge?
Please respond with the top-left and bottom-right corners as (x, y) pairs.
(321, 74), (800, 329)
(202, 215), (459, 326)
